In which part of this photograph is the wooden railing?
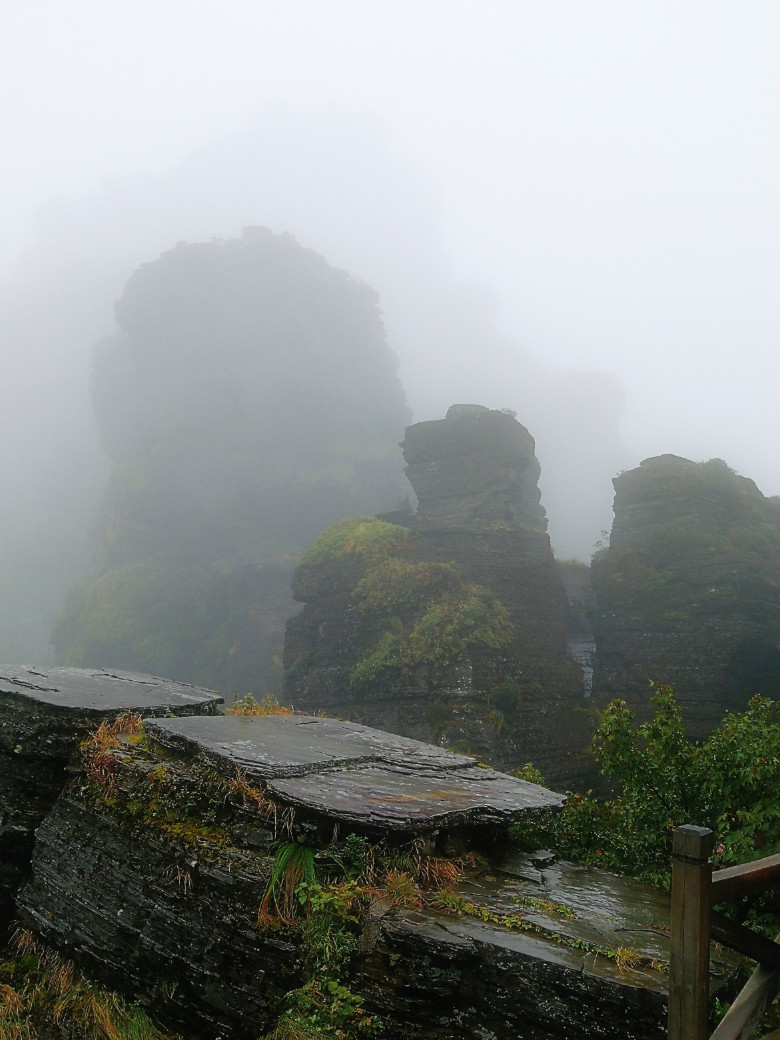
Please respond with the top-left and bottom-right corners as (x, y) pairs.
(668, 824), (780, 1040)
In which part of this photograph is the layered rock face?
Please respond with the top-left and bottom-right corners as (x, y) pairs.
(592, 455), (780, 734)
(284, 406), (593, 788)
(0, 666), (222, 931)
(11, 705), (728, 1040)
(404, 403), (548, 531)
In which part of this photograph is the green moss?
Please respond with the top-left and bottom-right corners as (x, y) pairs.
(351, 584), (513, 687)
(300, 517), (409, 568)
(354, 559), (459, 615)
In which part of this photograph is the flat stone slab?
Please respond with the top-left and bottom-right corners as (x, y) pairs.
(0, 665), (223, 714)
(146, 714), (564, 833)
(146, 714), (476, 776)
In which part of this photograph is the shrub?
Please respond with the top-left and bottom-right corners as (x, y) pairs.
(516, 684), (780, 889)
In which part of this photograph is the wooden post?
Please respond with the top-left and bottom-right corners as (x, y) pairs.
(668, 825), (715, 1040)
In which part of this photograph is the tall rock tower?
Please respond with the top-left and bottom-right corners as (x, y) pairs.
(592, 454), (780, 736)
(53, 228), (410, 694)
(284, 405), (593, 788)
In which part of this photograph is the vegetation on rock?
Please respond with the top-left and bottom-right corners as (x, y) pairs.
(299, 518), (410, 569)
(351, 584), (513, 687)
(296, 516), (515, 694)
(0, 928), (173, 1040)
(592, 455), (780, 731)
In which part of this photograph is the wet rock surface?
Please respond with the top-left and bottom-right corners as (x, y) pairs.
(146, 714), (564, 835)
(0, 665), (222, 928)
(592, 455), (780, 733)
(8, 703), (739, 1039)
(363, 846), (737, 1039)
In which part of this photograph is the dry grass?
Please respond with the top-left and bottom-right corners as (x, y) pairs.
(226, 768), (276, 815)
(3, 928), (171, 1040)
(162, 864), (193, 894)
(382, 870), (422, 908)
(80, 713), (144, 794)
(0, 984), (23, 1019)
(226, 694), (294, 717)
(614, 946), (641, 973)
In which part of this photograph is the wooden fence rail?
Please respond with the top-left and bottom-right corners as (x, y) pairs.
(668, 825), (780, 1040)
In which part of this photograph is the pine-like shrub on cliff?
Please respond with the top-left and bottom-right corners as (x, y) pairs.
(519, 684), (780, 896)
(53, 229), (411, 689)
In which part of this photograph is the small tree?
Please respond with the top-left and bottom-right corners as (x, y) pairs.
(520, 683), (780, 889)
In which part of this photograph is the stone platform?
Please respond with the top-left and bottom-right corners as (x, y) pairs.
(146, 713), (565, 836)
(0, 665), (223, 715)
(0, 665), (222, 927)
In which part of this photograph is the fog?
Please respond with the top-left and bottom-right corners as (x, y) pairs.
(2, 1), (779, 660)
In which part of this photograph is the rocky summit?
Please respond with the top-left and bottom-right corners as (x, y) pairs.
(403, 403), (548, 531)
(592, 455), (780, 734)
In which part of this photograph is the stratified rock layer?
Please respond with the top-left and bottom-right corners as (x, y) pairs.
(14, 709), (736, 1039)
(146, 714), (564, 836)
(284, 406), (593, 787)
(592, 456), (780, 733)
(403, 403), (548, 531)
(0, 665), (222, 928)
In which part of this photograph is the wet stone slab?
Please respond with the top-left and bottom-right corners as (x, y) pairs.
(146, 714), (564, 835)
(0, 665), (223, 715)
(0, 665), (222, 924)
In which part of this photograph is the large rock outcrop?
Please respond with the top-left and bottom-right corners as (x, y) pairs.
(9, 702), (738, 1040)
(0, 665), (222, 931)
(284, 406), (593, 787)
(592, 455), (780, 734)
(53, 228), (411, 695)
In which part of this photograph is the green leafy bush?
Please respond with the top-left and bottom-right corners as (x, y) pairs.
(300, 518), (409, 568)
(517, 684), (780, 888)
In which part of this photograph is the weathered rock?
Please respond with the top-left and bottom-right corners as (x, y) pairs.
(15, 713), (736, 1040)
(403, 403), (548, 531)
(592, 456), (780, 733)
(0, 665), (222, 929)
(146, 714), (564, 837)
(53, 228), (411, 697)
(284, 406), (594, 788)
(361, 849), (736, 1039)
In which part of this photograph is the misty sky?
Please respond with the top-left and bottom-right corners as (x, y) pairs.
(3, 1), (780, 508)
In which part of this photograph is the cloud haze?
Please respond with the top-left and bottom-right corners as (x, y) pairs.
(1, 1), (778, 658)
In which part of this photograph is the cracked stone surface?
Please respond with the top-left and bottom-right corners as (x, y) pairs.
(145, 714), (564, 834)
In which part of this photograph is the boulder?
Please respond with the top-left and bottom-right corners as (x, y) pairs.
(15, 710), (736, 1039)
